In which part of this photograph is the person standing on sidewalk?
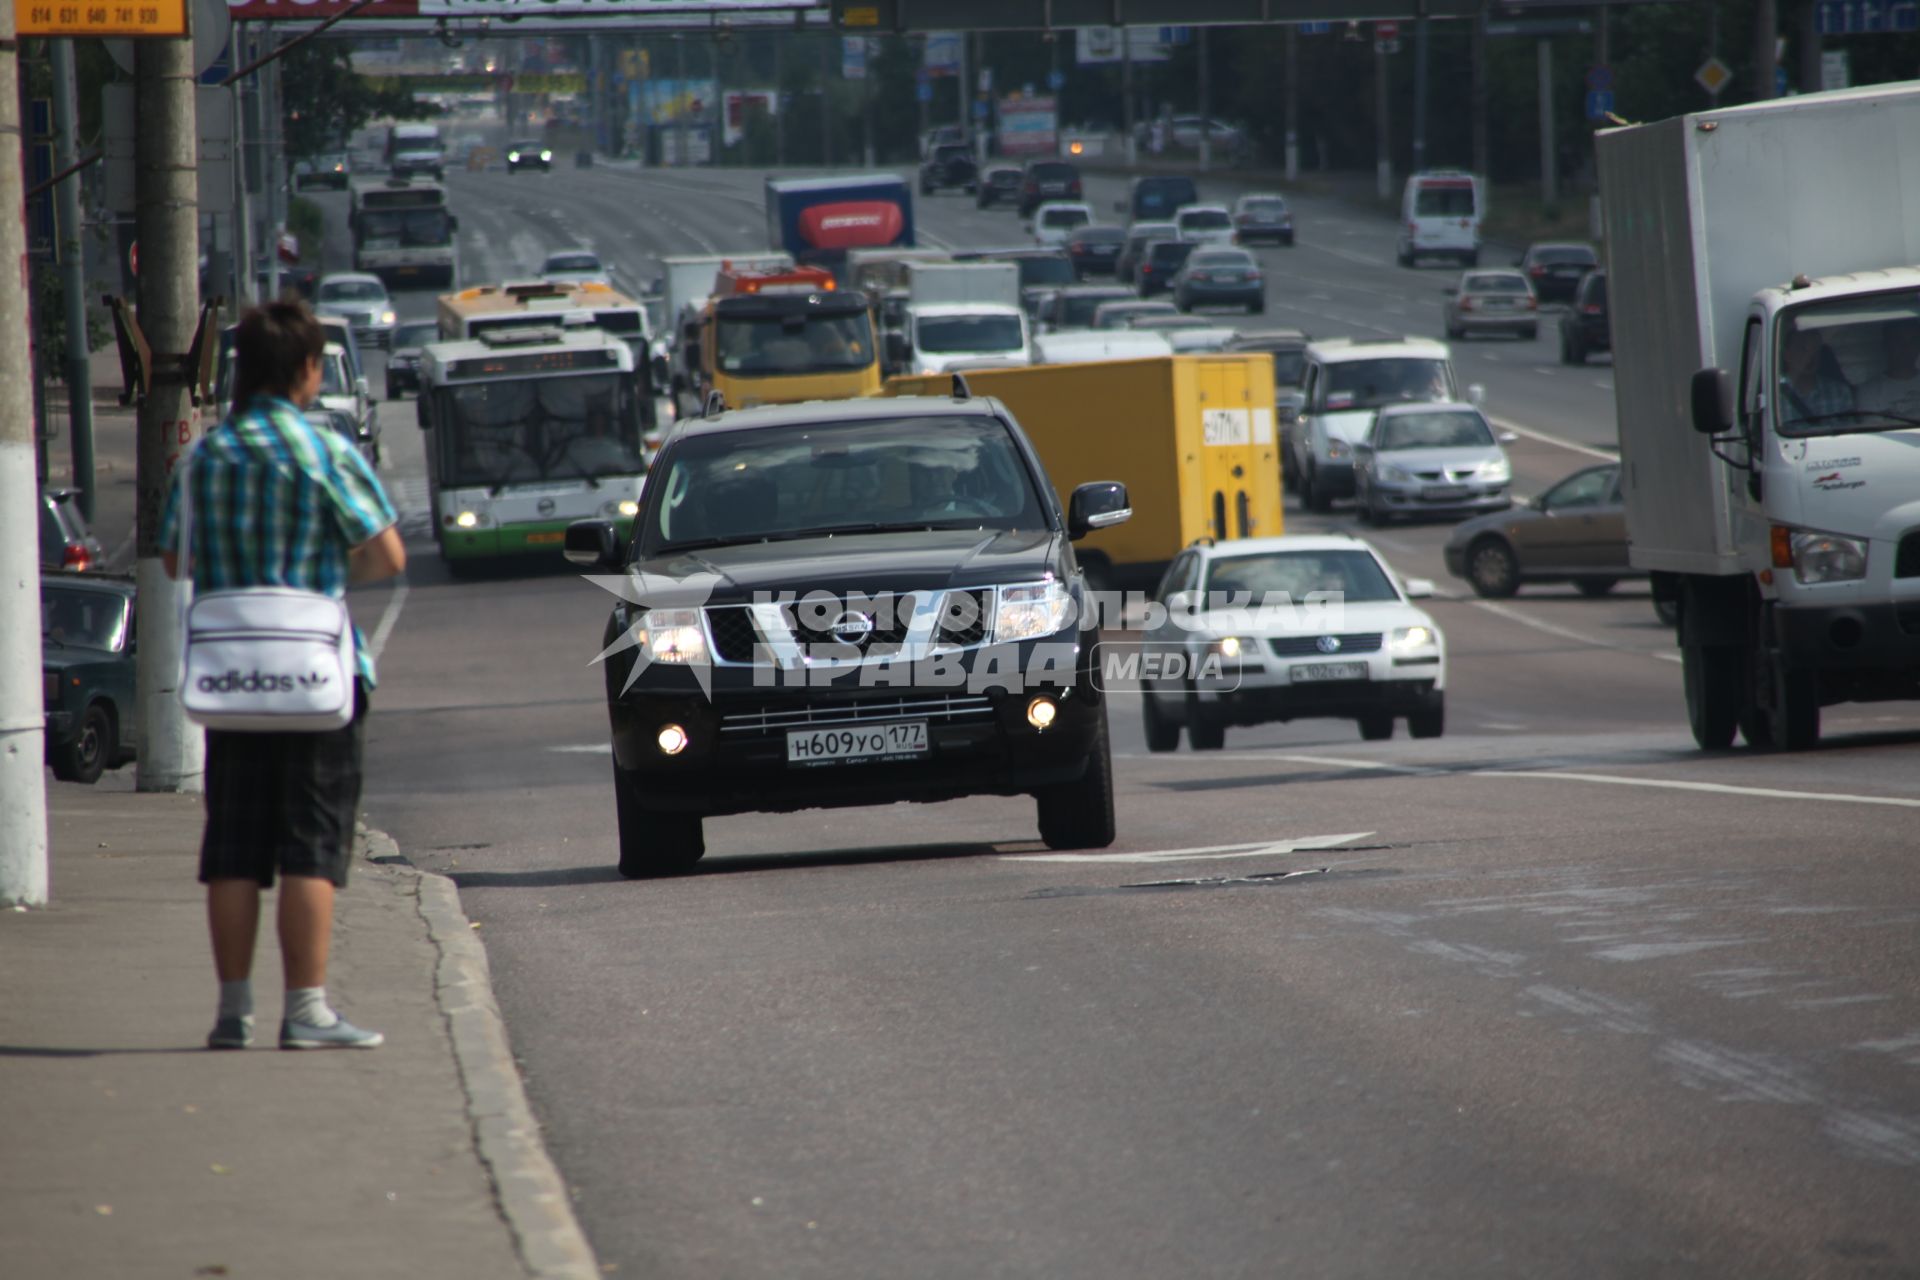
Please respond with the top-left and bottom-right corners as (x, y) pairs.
(160, 300), (406, 1051)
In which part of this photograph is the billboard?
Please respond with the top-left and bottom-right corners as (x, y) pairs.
(997, 94), (1058, 157)
(722, 89), (777, 147)
(923, 31), (962, 75)
(642, 78), (716, 125)
(226, 0), (816, 15)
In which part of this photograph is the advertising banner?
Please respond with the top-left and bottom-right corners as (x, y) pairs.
(997, 94), (1058, 157)
(1076, 26), (1176, 65)
(923, 30), (961, 75)
(227, 0), (814, 16)
(722, 89), (777, 147)
(643, 78), (716, 125)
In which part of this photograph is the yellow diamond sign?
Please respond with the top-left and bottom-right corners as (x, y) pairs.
(1695, 57), (1733, 97)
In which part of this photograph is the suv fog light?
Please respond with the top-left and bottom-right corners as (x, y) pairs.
(1026, 697), (1058, 730)
(657, 724), (689, 755)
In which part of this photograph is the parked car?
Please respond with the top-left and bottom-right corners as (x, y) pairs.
(1515, 242), (1600, 304)
(1041, 284), (1135, 332)
(41, 572), (137, 784)
(1065, 225), (1126, 278)
(1442, 461), (1639, 600)
(39, 488), (103, 572)
(1173, 204), (1236, 248)
(1115, 221), (1177, 285)
(293, 152), (350, 191)
(1138, 534), (1445, 750)
(1091, 299), (1179, 330)
(1018, 159), (1083, 217)
(1171, 247), (1264, 313)
(920, 142), (978, 195)
(1117, 175), (1198, 223)
(384, 320), (440, 398)
(541, 249), (611, 288)
(1031, 201), (1094, 248)
(505, 140), (551, 173)
(561, 393), (1132, 876)
(1442, 269), (1539, 341)
(977, 165), (1023, 208)
(1559, 269), (1611, 364)
(1232, 193), (1295, 246)
(1353, 403), (1515, 525)
(314, 272), (398, 349)
(1135, 240), (1197, 297)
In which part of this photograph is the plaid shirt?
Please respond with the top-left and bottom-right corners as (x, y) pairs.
(160, 396), (397, 686)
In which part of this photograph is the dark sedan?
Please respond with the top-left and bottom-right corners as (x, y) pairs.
(1443, 461), (1644, 600)
(1559, 269), (1610, 364)
(1515, 242), (1600, 304)
(1065, 225), (1126, 278)
(1172, 247), (1265, 313)
(42, 573), (137, 784)
(384, 320), (440, 398)
(1042, 284), (1135, 331)
(1232, 193), (1295, 246)
(920, 142), (978, 195)
(1135, 240), (1197, 297)
(976, 165), (1022, 209)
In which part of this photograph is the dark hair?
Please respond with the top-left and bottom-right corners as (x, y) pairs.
(231, 300), (325, 408)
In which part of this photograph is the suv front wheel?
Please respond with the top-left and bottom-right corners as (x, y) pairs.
(614, 764), (705, 877)
(1034, 715), (1116, 849)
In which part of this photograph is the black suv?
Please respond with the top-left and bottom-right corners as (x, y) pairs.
(920, 142), (978, 196)
(564, 392), (1132, 878)
(41, 572), (137, 784)
(1559, 269), (1610, 364)
(1018, 160), (1082, 217)
(976, 165), (1023, 209)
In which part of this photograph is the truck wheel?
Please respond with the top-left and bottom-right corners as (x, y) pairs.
(614, 764), (705, 878)
(1142, 694), (1180, 753)
(1768, 667), (1821, 752)
(1358, 712), (1394, 741)
(1407, 696), (1445, 739)
(1036, 715), (1116, 849)
(1653, 595), (1681, 628)
(1682, 643), (1740, 750)
(1466, 536), (1520, 598)
(49, 703), (114, 785)
(1576, 578), (1618, 598)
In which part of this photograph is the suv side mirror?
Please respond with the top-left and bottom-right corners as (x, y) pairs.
(1403, 577), (1436, 600)
(1466, 383), (1487, 406)
(1067, 480), (1131, 540)
(563, 520), (623, 569)
(1691, 367), (1734, 435)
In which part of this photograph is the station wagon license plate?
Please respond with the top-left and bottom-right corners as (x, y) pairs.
(1291, 662), (1368, 683)
(788, 721), (929, 767)
(1422, 485), (1470, 501)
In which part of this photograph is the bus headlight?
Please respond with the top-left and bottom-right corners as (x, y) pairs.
(638, 609), (709, 665)
(453, 510), (481, 529)
(601, 498), (640, 518)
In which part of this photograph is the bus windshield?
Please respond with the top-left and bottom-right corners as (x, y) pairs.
(437, 374), (643, 489)
(715, 312), (874, 375)
(358, 209), (451, 249)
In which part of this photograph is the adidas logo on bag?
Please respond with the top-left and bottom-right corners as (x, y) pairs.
(197, 669), (329, 694)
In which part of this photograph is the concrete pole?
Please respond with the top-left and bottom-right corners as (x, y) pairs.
(1797, 0), (1822, 93)
(1538, 39), (1557, 208)
(51, 40), (96, 523)
(0, 5), (51, 906)
(1121, 29), (1136, 166)
(1471, 0), (1490, 178)
(1754, 0), (1779, 100)
(821, 34), (835, 166)
(133, 34), (205, 795)
(1284, 26), (1299, 181)
(1197, 26), (1211, 173)
(675, 35), (688, 166)
(1412, 0), (1431, 173)
(263, 31), (284, 299)
(861, 39), (875, 168)
(231, 49), (252, 310)
(1375, 40), (1392, 201)
(956, 29), (970, 145)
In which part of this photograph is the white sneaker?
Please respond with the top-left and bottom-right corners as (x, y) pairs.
(279, 1016), (384, 1050)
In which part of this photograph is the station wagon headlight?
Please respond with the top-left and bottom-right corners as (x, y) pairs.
(1790, 530), (1868, 583)
(1389, 625), (1436, 651)
(1380, 463), (1414, 483)
(637, 608), (709, 665)
(381, 310), (397, 325)
(1208, 635), (1255, 659)
(994, 581), (1074, 642)
(1476, 458), (1511, 482)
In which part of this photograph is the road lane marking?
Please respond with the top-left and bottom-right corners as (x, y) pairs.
(550, 743), (611, 753)
(1460, 596), (1683, 664)
(1002, 831), (1375, 864)
(367, 575), (409, 662)
(1486, 414), (1616, 461)
(1477, 770), (1920, 809)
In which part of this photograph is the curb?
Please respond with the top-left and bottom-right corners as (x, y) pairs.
(359, 826), (602, 1280)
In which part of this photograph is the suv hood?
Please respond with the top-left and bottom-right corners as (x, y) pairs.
(640, 529), (1059, 602)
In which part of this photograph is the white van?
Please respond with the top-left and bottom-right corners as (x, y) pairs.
(1397, 171), (1484, 267)
(1030, 201), (1094, 248)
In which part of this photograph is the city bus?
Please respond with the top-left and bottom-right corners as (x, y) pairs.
(437, 280), (649, 356)
(348, 176), (458, 287)
(416, 325), (655, 569)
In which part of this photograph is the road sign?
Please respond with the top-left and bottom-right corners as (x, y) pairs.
(972, 98), (989, 121)
(1375, 19), (1400, 37)
(1298, 20), (1331, 34)
(1585, 89), (1615, 121)
(1818, 0), (1919, 33)
(1586, 64), (1613, 92)
(1374, 38), (1401, 54)
(17, 0), (186, 36)
(1487, 18), (1591, 36)
(1822, 48), (1851, 90)
(1695, 57), (1733, 97)
(1775, 65), (1791, 95)
(1047, 69), (1064, 91)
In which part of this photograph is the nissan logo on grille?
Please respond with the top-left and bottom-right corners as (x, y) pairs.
(830, 611), (876, 645)
(1316, 635), (1343, 654)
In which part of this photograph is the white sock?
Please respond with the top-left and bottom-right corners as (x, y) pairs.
(218, 980), (253, 1021)
(286, 987), (339, 1028)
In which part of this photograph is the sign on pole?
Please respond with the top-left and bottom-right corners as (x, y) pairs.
(1585, 89), (1615, 120)
(17, 0), (186, 36)
(1694, 57), (1733, 97)
(1585, 65), (1613, 92)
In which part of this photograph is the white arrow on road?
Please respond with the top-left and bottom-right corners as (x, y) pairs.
(1001, 832), (1376, 865)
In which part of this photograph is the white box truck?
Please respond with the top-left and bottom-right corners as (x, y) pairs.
(1596, 85), (1920, 751)
(893, 262), (1032, 375)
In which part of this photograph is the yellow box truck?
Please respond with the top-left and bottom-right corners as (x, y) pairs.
(884, 355), (1282, 589)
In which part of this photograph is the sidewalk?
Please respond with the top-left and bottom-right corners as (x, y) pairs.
(0, 782), (600, 1280)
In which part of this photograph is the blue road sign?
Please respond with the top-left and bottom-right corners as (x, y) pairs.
(200, 40), (230, 86)
(1776, 65), (1790, 94)
(1047, 69), (1064, 90)
(1586, 64), (1613, 92)
(916, 80), (933, 103)
(973, 98), (989, 120)
(1298, 21), (1332, 34)
(1585, 89), (1615, 121)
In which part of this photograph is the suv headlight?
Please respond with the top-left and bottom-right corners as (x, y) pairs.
(1389, 625), (1437, 652)
(1207, 635), (1254, 659)
(381, 310), (397, 325)
(994, 581), (1074, 642)
(1790, 531), (1868, 583)
(1326, 438), (1350, 462)
(638, 608), (709, 665)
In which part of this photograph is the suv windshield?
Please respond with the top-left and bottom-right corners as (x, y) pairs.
(1241, 198), (1287, 217)
(646, 416), (1047, 552)
(1203, 549), (1400, 605)
(1040, 208), (1090, 230)
(1133, 178), (1197, 216)
(1057, 292), (1128, 327)
(918, 314), (1024, 354)
(1323, 357), (1454, 410)
(715, 311), (874, 375)
(438, 374), (641, 488)
(1776, 294), (1920, 437)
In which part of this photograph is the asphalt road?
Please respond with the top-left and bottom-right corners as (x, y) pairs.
(313, 153), (1920, 1278)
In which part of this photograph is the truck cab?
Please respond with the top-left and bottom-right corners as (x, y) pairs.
(696, 264), (882, 411)
(892, 262), (1033, 377)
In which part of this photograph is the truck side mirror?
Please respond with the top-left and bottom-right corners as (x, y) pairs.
(1691, 367), (1734, 435)
(416, 395), (430, 428)
(1466, 384), (1486, 406)
(886, 330), (910, 369)
(1067, 480), (1131, 540)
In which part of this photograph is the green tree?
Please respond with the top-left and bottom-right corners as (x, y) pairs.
(281, 42), (433, 162)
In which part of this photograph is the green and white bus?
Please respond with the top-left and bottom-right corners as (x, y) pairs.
(417, 325), (655, 569)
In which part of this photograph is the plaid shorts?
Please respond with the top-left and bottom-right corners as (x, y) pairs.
(199, 682), (369, 889)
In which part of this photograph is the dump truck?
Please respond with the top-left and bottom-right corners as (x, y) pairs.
(1597, 84), (1920, 751)
(884, 355), (1281, 590)
(695, 263), (882, 411)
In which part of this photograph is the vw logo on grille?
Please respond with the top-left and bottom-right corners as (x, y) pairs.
(536, 498), (556, 517)
(830, 611), (877, 644)
(1316, 635), (1343, 654)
